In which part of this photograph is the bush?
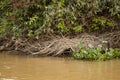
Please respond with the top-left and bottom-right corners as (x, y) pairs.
(72, 41), (120, 61)
(0, 0), (120, 37)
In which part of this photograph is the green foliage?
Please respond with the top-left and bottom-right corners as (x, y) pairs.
(57, 21), (70, 33)
(0, 0), (120, 37)
(73, 25), (83, 33)
(72, 41), (120, 61)
(90, 17), (114, 31)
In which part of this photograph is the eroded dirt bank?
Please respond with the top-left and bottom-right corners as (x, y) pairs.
(0, 31), (120, 56)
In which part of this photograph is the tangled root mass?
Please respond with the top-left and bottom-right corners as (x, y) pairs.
(0, 31), (120, 56)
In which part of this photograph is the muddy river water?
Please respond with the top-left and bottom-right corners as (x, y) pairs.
(0, 52), (120, 80)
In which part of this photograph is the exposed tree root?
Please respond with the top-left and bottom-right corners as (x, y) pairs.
(99, 31), (120, 48)
(0, 31), (120, 56)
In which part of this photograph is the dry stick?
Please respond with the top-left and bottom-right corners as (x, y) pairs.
(41, 40), (57, 50)
(46, 46), (58, 56)
(32, 40), (57, 55)
(53, 48), (64, 56)
(53, 42), (66, 56)
(40, 48), (52, 55)
(0, 46), (5, 50)
(45, 49), (56, 56)
(43, 38), (70, 56)
(45, 40), (63, 56)
(22, 48), (33, 54)
(26, 42), (39, 49)
(53, 39), (77, 56)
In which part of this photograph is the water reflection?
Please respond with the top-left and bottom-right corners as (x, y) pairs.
(0, 53), (120, 80)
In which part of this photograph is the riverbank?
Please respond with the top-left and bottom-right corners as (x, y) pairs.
(0, 31), (120, 57)
(0, 0), (120, 60)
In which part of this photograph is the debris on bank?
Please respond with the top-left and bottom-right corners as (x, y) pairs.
(0, 31), (120, 57)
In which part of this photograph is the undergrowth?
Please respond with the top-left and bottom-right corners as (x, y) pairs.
(0, 0), (120, 37)
(72, 41), (120, 61)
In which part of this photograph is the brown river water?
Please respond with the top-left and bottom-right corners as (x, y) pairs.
(0, 52), (120, 80)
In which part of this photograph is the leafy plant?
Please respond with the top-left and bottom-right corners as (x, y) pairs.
(90, 17), (114, 31)
(0, 0), (120, 37)
(57, 21), (70, 33)
(72, 41), (120, 61)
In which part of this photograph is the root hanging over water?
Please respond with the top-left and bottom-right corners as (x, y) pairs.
(32, 38), (79, 56)
(0, 31), (120, 56)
